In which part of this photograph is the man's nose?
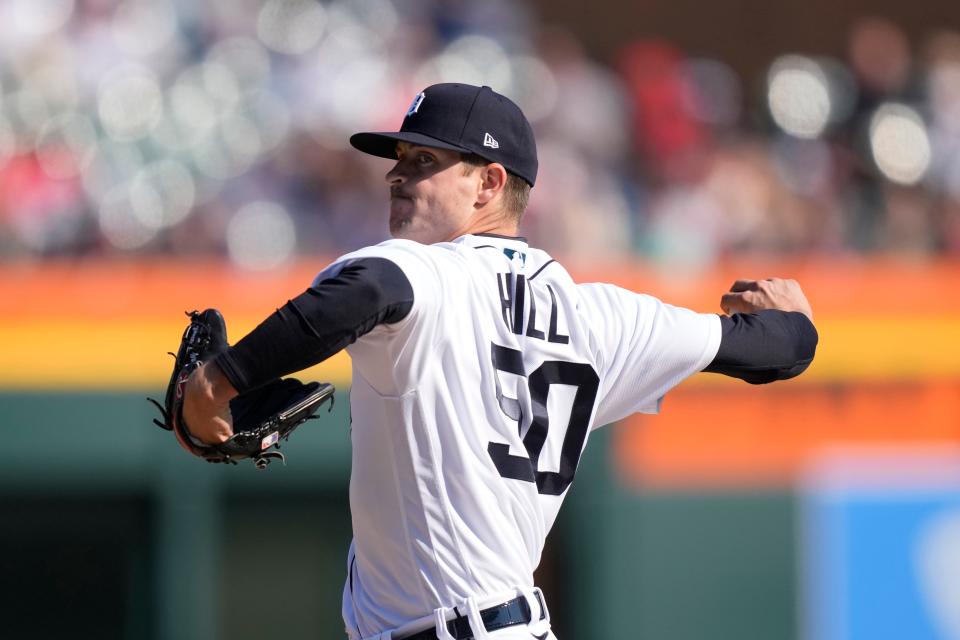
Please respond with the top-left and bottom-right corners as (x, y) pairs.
(385, 162), (406, 185)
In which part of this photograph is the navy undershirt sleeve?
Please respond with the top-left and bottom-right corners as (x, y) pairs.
(703, 310), (818, 384)
(215, 257), (414, 393)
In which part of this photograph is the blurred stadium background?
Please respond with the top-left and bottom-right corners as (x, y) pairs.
(0, 0), (958, 638)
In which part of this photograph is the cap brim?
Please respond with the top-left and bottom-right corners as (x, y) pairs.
(349, 131), (470, 159)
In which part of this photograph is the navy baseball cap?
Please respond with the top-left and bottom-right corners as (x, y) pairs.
(350, 83), (538, 187)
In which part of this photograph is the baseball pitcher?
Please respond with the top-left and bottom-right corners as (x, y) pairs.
(177, 83), (818, 639)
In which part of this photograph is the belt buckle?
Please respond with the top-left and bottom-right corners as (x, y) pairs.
(396, 593), (534, 640)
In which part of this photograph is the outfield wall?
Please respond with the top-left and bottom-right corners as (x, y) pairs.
(1, 258), (957, 639)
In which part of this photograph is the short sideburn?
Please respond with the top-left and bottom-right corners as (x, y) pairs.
(460, 153), (531, 222)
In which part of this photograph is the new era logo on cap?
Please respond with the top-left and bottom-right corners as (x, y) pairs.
(348, 83), (538, 186)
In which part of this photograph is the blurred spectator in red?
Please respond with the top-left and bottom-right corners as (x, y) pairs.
(618, 40), (710, 185)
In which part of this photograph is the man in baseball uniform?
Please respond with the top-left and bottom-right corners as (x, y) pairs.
(181, 83), (818, 639)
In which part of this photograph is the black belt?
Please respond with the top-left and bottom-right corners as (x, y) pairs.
(397, 594), (538, 640)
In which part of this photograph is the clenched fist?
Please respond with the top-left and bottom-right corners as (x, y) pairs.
(720, 278), (813, 320)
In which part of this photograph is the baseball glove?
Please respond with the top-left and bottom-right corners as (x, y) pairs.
(148, 309), (335, 469)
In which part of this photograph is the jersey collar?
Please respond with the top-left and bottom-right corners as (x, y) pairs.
(451, 234), (530, 267)
(452, 233), (529, 251)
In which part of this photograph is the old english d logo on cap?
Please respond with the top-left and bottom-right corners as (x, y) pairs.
(406, 92), (425, 117)
(349, 83), (539, 187)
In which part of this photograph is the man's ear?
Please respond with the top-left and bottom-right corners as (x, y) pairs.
(476, 163), (508, 206)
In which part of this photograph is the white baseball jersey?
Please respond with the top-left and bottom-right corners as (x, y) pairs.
(313, 233), (721, 638)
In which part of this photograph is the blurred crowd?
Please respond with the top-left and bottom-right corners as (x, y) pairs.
(1, 0), (959, 269)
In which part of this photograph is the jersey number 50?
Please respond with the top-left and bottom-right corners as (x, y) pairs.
(487, 343), (600, 496)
